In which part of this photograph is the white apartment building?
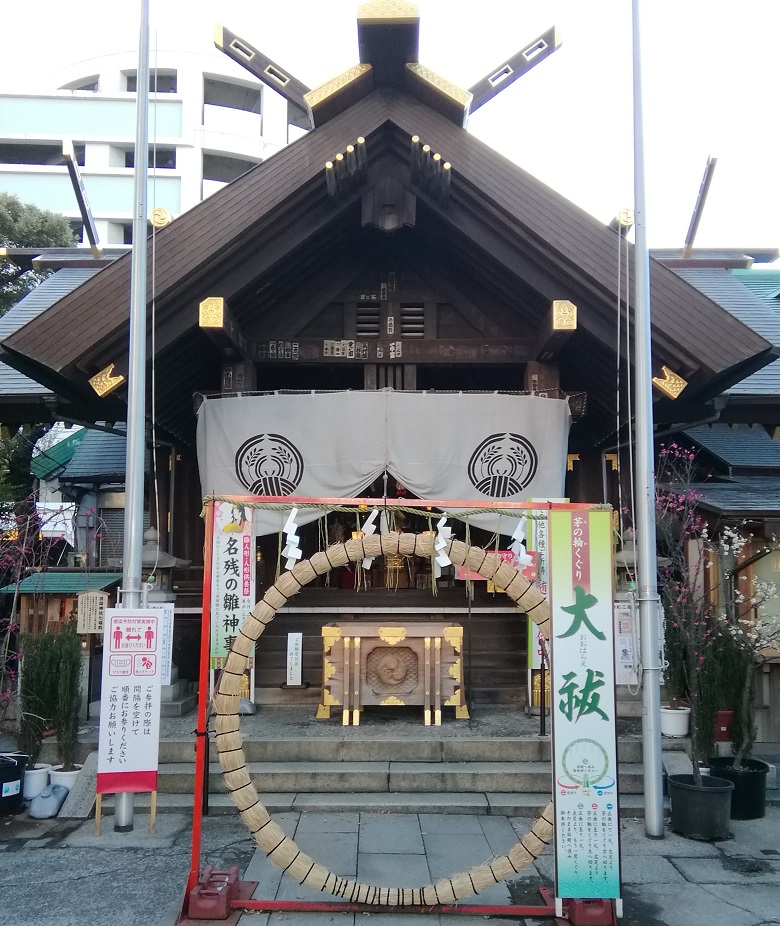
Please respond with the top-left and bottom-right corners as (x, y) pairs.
(0, 46), (301, 244)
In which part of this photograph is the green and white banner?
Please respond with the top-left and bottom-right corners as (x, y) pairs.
(550, 508), (621, 900)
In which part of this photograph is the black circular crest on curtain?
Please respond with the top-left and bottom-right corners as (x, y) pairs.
(235, 433), (304, 495)
(467, 432), (538, 497)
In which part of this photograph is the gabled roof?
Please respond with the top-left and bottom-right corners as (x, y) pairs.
(60, 426), (131, 483)
(725, 268), (780, 397)
(0, 571), (122, 595)
(685, 423), (780, 470)
(694, 477), (780, 518)
(0, 269), (99, 411)
(0, 89), (774, 445)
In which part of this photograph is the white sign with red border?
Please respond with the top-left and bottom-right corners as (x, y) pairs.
(96, 608), (162, 794)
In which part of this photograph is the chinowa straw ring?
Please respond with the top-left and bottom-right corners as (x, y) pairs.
(213, 532), (554, 906)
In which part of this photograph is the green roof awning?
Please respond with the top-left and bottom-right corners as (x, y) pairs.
(30, 429), (87, 479)
(0, 572), (123, 595)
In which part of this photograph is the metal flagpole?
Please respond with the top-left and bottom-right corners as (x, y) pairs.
(115, 0), (150, 833)
(631, 0), (665, 838)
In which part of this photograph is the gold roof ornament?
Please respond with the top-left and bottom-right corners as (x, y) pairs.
(199, 297), (225, 328)
(89, 363), (125, 397)
(357, 1), (419, 24)
(552, 300), (577, 330)
(149, 207), (172, 228)
(652, 365), (688, 399)
(304, 64), (374, 126)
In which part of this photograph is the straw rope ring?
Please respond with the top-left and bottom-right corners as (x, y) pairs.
(213, 533), (555, 906)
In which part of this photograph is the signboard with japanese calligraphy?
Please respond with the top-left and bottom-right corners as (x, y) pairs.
(286, 632), (303, 686)
(146, 601), (175, 686)
(526, 500), (566, 671)
(77, 590), (109, 634)
(614, 598), (635, 686)
(210, 501), (255, 670)
(549, 508), (621, 900)
(96, 608), (162, 794)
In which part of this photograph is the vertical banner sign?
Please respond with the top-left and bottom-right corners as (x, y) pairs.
(550, 509), (621, 900)
(286, 632), (303, 686)
(147, 601), (175, 686)
(96, 608), (162, 794)
(210, 501), (255, 670)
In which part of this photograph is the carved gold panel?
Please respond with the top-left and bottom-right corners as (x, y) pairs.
(199, 296), (224, 328)
(552, 299), (577, 330)
(378, 626), (407, 645)
(89, 363), (125, 397)
(652, 365), (688, 399)
(322, 626), (342, 651)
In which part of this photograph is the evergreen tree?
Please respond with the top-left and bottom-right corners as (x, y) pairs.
(0, 193), (75, 316)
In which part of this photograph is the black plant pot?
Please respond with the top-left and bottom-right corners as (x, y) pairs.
(668, 773), (734, 840)
(707, 758), (770, 820)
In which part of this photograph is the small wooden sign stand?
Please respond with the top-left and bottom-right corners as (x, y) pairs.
(94, 790), (157, 835)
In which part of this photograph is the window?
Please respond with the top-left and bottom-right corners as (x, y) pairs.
(203, 77), (261, 114)
(124, 147), (177, 169)
(0, 143), (66, 166)
(125, 70), (177, 93)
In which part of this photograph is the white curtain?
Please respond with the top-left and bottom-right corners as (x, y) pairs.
(197, 391), (570, 536)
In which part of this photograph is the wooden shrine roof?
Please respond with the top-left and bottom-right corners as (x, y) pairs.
(1, 88), (775, 445)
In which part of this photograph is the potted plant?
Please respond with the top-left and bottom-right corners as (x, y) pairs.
(48, 619), (83, 790)
(707, 543), (779, 819)
(655, 444), (734, 839)
(660, 616), (690, 736)
(17, 629), (58, 798)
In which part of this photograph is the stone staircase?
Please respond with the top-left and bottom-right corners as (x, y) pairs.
(139, 733), (669, 818)
(61, 706), (688, 819)
(160, 665), (198, 718)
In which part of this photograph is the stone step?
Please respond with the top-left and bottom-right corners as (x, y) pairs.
(151, 736), (647, 764)
(101, 790), (651, 818)
(42, 732), (686, 768)
(159, 691), (198, 717)
(161, 678), (189, 702)
(156, 760), (647, 795)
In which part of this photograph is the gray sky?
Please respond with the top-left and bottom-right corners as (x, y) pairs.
(2, 0), (779, 252)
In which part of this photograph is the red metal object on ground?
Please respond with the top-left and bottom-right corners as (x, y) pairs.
(232, 899), (559, 916)
(539, 887), (617, 926)
(188, 866), (240, 920)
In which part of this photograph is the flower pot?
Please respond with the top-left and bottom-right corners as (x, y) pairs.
(707, 757), (770, 820)
(668, 773), (734, 840)
(49, 764), (83, 793)
(660, 706), (690, 737)
(23, 763), (53, 800)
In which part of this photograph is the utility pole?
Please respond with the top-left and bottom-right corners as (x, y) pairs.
(114, 0), (150, 833)
(631, 0), (665, 839)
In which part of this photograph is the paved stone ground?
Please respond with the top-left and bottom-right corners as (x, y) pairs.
(2, 806), (780, 926)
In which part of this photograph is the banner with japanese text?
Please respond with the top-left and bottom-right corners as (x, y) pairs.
(96, 608), (162, 794)
(210, 500), (255, 669)
(549, 508), (621, 900)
